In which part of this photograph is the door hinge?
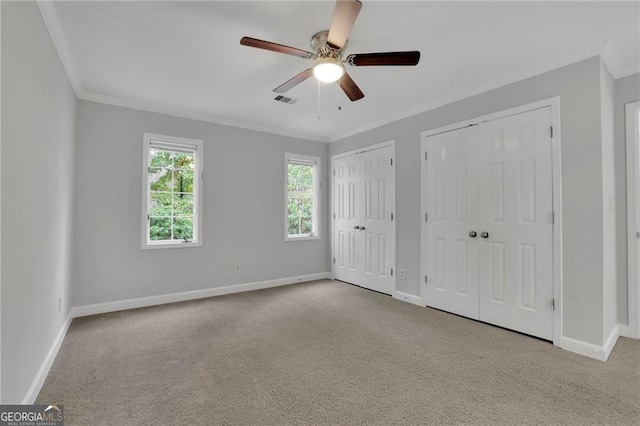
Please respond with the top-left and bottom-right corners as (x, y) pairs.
(201, 172), (204, 180)
(147, 214), (150, 220)
(550, 126), (554, 138)
(424, 151), (428, 160)
(424, 275), (428, 284)
(552, 212), (555, 224)
(425, 213), (428, 222)
(551, 299), (555, 311)
(333, 257), (336, 264)
(391, 268), (394, 276)
(391, 213), (394, 221)
(636, 231), (640, 238)
(333, 213), (336, 219)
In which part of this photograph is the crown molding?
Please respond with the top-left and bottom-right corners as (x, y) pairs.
(328, 42), (614, 142)
(77, 91), (328, 143)
(36, 1), (82, 96)
(602, 39), (640, 80)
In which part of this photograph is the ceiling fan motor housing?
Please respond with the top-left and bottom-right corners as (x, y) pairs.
(311, 30), (346, 59)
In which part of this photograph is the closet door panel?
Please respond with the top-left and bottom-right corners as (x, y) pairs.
(424, 127), (480, 318)
(361, 147), (394, 295)
(334, 156), (361, 286)
(477, 107), (554, 340)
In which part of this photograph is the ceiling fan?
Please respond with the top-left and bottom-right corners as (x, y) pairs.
(240, 0), (420, 101)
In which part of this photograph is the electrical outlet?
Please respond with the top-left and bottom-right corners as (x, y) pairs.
(235, 264), (241, 273)
(399, 269), (406, 279)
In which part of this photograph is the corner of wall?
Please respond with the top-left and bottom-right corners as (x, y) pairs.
(561, 324), (620, 361)
(599, 57), (618, 347)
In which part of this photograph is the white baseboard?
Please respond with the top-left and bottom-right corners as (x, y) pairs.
(602, 324), (621, 360)
(71, 272), (331, 318)
(24, 272), (331, 404)
(22, 314), (73, 404)
(617, 323), (638, 339)
(560, 325), (620, 361)
(393, 291), (424, 306)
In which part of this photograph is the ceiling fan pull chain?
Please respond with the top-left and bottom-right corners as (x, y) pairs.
(317, 79), (322, 120)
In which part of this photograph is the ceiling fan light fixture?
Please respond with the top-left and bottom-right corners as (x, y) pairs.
(313, 58), (345, 83)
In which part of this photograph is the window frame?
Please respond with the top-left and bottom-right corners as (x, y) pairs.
(284, 153), (321, 242)
(141, 133), (203, 250)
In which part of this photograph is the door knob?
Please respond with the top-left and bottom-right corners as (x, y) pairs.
(360, 226), (366, 231)
(354, 226), (361, 230)
(480, 231), (489, 239)
(469, 231), (477, 238)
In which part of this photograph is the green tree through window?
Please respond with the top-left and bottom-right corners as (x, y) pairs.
(288, 163), (314, 235)
(286, 154), (320, 239)
(148, 149), (195, 241)
(143, 133), (202, 249)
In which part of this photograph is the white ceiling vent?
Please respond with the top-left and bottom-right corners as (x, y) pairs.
(274, 95), (298, 105)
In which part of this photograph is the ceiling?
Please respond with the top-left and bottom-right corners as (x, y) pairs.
(43, 1), (639, 142)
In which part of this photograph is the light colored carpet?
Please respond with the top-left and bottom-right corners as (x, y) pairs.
(37, 280), (639, 425)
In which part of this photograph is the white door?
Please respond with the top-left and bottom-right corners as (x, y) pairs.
(424, 126), (480, 318)
(424, 107), (554, 340)
(361, 147), (395, 294)
(333, 145), (395, 295)
(334, 155), (361, 286)
(476, 108), (554, 340)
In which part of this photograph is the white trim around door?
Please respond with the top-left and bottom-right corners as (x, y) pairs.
(626, 101), (640, 339)
(420, 97), (563, 347)
(331, 141), (397, 296)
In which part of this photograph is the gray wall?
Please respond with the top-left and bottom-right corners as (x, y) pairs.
(1, 2), (77, 403)
(330, 57), (608, 345)
(73, 101), (328, 306)
(614, 73), (640, 325)
(600, 59), (617, 341)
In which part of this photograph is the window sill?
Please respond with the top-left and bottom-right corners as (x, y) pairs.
(285, 234), (320, 242)
(142, 241), (202, 250)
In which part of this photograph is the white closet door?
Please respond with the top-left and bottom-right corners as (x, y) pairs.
(361, 146), (395, 294)
(333, 145), (395, 295)
(334, 155), (361, 286)
(477, 107), (554, 340)
(425, 126), (480, 318)
(423, 107), (554, 340)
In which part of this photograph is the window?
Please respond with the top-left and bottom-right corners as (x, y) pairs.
(285, 153), (320, 241)
(142, 133), (203, 249)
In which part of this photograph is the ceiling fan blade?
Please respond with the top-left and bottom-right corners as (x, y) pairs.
(338, 72), (364, 101)
(273, 68), (314, 93)
(327, 0), (363, 49)
(347, 51), (421, 66)
(240, 37), (312, 59)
